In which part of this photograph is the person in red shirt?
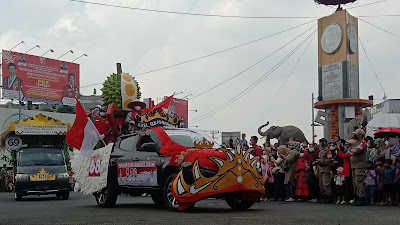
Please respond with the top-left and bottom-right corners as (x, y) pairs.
(250, 136), (262, 157)
(94, 108), (113, 143)
(336, 139), (353, 203)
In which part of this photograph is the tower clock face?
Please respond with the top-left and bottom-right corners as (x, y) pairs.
(321, 23), (343, 54)
(347, 23), (358, 54)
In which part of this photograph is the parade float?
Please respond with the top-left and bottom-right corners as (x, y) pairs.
(69, 70), (265, 211)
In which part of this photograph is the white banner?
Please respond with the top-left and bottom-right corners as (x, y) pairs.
(15, 125), (68, 135)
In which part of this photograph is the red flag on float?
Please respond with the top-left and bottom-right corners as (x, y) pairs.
(142, 94), (174, 114)
(66, 100), (103, 156)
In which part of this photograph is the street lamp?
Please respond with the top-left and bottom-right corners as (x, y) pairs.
(72, 53), (88, 62)
(25, 45), (40, 54)
(41, 49), (54, 57)
(174, 92), (183, 96)
(182, 94), (192, 99)
(57, 50), (74, 60)
(189, 109), (198, 112)
(10, 41), (25, 50)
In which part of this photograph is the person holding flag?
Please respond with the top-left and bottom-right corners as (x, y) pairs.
(66, 100), (104, 157)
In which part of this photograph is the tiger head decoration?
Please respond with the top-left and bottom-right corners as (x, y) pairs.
(171, 140), (265, 210)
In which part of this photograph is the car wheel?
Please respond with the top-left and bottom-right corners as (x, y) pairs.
(15, 193), (22, 201)
(62, 191), (70, 200)
(95, 185), (118, 207)
(151, 191), (165, 206)
(225, 195), (255, 210)
(163, 173), (180, 211)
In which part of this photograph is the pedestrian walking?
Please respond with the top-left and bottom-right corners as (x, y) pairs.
(0, 164), (6, 192)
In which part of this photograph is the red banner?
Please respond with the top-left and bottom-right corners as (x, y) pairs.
(1, 50), (79, 105)
(170, 98), (188, 128)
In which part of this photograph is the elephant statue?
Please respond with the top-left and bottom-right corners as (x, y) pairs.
(347, 110), (371, 135)
(258, 122), (307, 145)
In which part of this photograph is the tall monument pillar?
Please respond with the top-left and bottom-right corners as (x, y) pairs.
(314, 9), (373, 139)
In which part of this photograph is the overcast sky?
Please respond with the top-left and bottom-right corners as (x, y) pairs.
(1, 0), (399, 143)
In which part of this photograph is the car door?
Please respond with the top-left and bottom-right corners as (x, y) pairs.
(117, 129), (164, 188)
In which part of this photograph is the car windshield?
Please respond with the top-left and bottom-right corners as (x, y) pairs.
(18, 149), (65, 167)
(165, 130), (214, 148)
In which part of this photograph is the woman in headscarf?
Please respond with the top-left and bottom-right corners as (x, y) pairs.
(380, 137), (400, 160)
(295, 148), (309, 201)
(269, 146), (289, 201)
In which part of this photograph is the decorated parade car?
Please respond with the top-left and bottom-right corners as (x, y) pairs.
(69, 90), (264, 211)
(72, 126), (264, 211)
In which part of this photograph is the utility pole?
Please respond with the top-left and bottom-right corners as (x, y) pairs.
(311, 93), (316, 144)
(209, 130), (220, 141)
(116, 63), (122, 74)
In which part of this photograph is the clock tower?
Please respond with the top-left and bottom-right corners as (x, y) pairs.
(314, 9), (373, 139)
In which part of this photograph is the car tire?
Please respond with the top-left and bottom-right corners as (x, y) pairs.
(151, 191), (165, 206)
(62, 191), (69, 200)
(225, 195), (255, 210)
(163, 173), (180, 211)
(95, 184), (118, 207)
(15, 193), (22, 201)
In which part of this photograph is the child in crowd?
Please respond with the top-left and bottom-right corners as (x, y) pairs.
(383, 159), (395, 205)
(364, 161), (376, 205)
(375, 157), (385, 205)
(393, 153), (400, 206)
(334, 167), (345, 204)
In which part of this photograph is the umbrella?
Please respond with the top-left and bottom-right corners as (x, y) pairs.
(374, 127), (400, 134)
(367, 113), (400, 128)
(314, 0), (357, 5)
(374, 127), (400, 138)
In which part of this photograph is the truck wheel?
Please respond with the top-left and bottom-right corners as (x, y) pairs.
(62, 191), (70, 200)
(151, 191), (165, 206)
(225, 195), (255, 210)
(15, 193), (22, 201)
(163, 173), (179, 211)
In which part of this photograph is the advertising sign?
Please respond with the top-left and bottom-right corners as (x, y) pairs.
(170, 98), (188, 128)
(1, 50), (79, 105)
(117, 161), (157, 186)
(221, 132), (241, 146)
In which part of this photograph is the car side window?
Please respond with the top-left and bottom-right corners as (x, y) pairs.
(119, 135), (139, 151)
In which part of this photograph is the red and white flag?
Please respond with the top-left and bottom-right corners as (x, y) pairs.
(66, 100), (103, 156)
(142, 94), (174, 114)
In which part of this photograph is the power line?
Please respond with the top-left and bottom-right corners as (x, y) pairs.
(79, 20), (316, 89)
(358, 36), (387, 99)
(358, 15), (400, 17)
(190, 24), (317, 100)
(190, 28), (317, 124)
(347, 0), (391, 9)
(66, 0), (320, 19)
(359, 18), (400, 39)
(254, 33), (315, 131)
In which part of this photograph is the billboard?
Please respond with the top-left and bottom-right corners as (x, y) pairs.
(170, 97), (188, 128)
(221, 131), (241, 146)
(1, 50), (79, 105)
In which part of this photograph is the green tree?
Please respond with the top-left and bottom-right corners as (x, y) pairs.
(101, 73), (141, 109)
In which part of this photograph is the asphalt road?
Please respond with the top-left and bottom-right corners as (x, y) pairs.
(1, 191), (399, 225)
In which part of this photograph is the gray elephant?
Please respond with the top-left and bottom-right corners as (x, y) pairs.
(347, 110), (371, 135)
(258, 122), (307, 145)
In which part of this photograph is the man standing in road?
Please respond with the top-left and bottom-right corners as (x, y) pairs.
(347, 128), (367, 206)
(316, 138), (333, 203)
(250, 136), (262, 157)
(240, 133), (248, 147)
(0, 164), (6, 192)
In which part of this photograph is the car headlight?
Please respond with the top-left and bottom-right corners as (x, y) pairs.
(15, 174), (30, 181)
(57, 172), (69, 179)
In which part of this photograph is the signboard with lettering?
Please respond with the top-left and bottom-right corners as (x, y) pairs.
(1, 50), (79, 105)
(117, 161), (157, 186)
(15, 125), (68, 135)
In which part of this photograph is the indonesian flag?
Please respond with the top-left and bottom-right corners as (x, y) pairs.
(141, 94), (174, 115)
(66, 100), (103, 156)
